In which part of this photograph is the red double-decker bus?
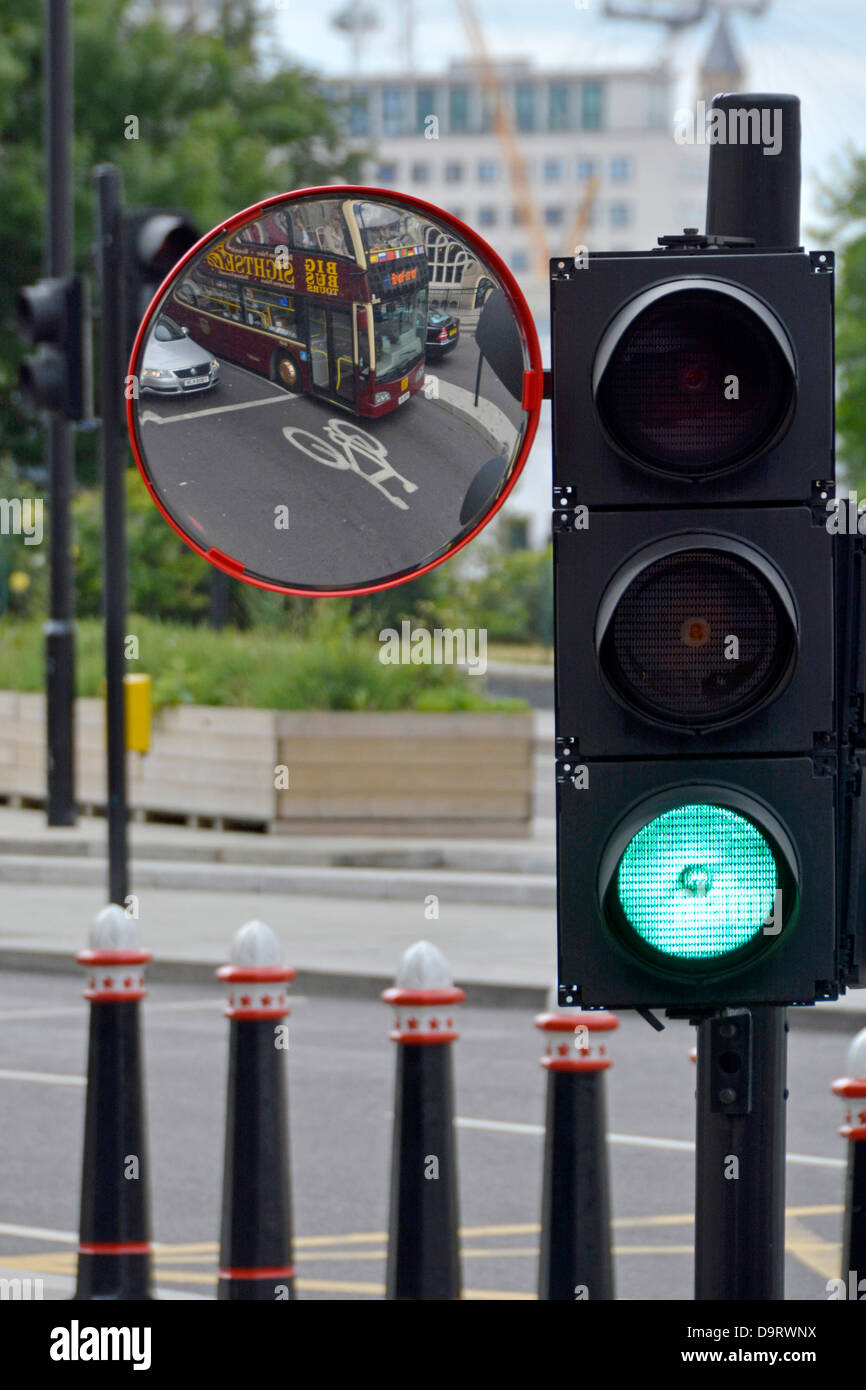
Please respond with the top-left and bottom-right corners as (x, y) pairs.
(168, 198), (431, 418)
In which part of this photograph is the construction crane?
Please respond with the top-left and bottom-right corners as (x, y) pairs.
(330, 3), (381, 74)
(455, 0), (552, 281)
(603, 0), (770, 31)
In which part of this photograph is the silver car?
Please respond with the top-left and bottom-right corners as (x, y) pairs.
(141, 315), (220, 394)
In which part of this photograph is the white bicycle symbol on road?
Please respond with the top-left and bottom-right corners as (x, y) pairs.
(282, 419), (419, 511)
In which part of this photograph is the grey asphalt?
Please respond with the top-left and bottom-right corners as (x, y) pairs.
(135, 339), (522, 590)
(0, 971), (853, 1301)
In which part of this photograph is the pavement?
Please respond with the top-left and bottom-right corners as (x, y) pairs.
(1, 709), (865, 1027)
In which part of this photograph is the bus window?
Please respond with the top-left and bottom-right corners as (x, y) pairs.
(308, 305), (330, 391)
(357, 306), (370, 382)
(373, 286), (428, 383)
(242, 285), (298, 338)
(354, 201), (426, 257)
(330, 307), (355, 404)
(194, 279), (241, 321)
(287, 199), (351, 259)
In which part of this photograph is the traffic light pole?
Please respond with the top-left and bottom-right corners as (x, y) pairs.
(694, 1007), (788, 1300)
(94, 166), (129, 906)
(44, 0), (77, 825)
(691, 94), (803, 1302)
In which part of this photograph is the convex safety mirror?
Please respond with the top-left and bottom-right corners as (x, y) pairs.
(127, 187), (543, 595)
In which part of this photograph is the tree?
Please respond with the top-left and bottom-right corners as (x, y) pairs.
(0, 0), (363, 475)
(815, 148), (866, 490)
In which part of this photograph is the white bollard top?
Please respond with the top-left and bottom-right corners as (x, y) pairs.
(395, 940), (454, 991)
(847, 1026), (866, 1081)
(90, 903), (140, 951)
(230, 920), (283, 969)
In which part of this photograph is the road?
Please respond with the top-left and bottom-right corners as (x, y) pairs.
(133, 336), (525, 591)
(0, 971), (851, 1300)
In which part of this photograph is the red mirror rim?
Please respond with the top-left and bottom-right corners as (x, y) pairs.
(126, 183), (545, 598)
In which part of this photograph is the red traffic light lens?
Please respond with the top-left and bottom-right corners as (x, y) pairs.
(594, 284), (795, 477)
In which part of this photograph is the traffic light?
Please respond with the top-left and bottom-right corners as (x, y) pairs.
(122, 208), (200, 355)
(16, 275), (92, 420)
(552, 235), (839, 1011)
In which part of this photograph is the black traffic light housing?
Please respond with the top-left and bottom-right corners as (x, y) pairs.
(123, 208), (200, 356)
(552, 248), (834, 508)
(17, 274), (92, 420)
(552, 241), (838, 1013)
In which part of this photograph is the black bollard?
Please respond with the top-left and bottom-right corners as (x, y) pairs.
(75, 904), (152, 1300)
(217, 920), (296, 1301)
(536, 1007), (618, 1301)
(832, 1027), (866, 1298)
(382, 940), (465, 1300)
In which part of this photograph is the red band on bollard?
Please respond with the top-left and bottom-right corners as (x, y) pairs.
(218, 1265), (295, 1280)
(218, 963), (296, 1020)
(78, 1241), (151, 1256)
(541, 1055), (613, 1073)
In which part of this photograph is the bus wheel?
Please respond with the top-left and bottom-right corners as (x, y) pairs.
(274, 354), (300, 392)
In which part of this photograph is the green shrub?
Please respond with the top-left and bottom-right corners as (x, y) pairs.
(0, 615), (526, 713)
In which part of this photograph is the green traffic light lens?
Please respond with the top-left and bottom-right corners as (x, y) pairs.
(616, 803), (778, 961)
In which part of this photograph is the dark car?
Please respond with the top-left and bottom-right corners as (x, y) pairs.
(426, 310), (460, 359)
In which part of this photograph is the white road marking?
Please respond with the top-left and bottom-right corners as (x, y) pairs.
(0, 1221), (209, 1261)
(0, 1068), (84, 1086)
(139, 393), (296, 426)
(0, 1221), (77, 1243)
(0, 999), (235, 1023)
(455, 1116), (845, 1169)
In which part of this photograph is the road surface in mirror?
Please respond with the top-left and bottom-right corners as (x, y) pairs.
(131, 195), (529, 591)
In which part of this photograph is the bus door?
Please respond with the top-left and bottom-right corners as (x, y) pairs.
(306, 304), (356, 408)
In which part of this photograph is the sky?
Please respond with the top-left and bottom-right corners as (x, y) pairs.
(272, 0), (866, 542)
(273, 0), (866, 235)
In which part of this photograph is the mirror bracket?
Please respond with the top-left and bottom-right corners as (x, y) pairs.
(522, 368), (548, 412)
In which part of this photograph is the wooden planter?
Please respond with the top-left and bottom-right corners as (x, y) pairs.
(0, 693), (533, 836)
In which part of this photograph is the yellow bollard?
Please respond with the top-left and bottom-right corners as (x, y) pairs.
(124, 673), (152, 754)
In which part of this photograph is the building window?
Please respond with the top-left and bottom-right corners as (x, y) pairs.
(349, 90), (369, 137)
(647, 80), (669, 131)
(544, 206), (564, 226)
(511, 249), (529, 272)
(581, 81), (604, 131)
(449, 85), (469, 133)
(549, 83), (570, 131)
(544, 158), (564, 182)
(478, 206), (497, 227)
(411, 162), (431, 183)
(515, 83), (535, 133)
(511, 206), (528, 227)
(378, 162), (398, 184)
(478, 160), (499, 183)
(577, 157), (598, 182)
(610, 202), (632, 227)
(480, 89), (495, 133)
(383, 86), (406, 136)
(416, 85), (436, 134)
(610, 156), (633, 182)
(445, 162), (464, 183)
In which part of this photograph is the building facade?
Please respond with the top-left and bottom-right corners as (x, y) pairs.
(328, 58), (710, 299)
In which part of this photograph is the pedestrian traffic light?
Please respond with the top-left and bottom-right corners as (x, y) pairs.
(552, 235), (840, 1011)
(123, 208), (200, 356)
(16, 275), (91, 420)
